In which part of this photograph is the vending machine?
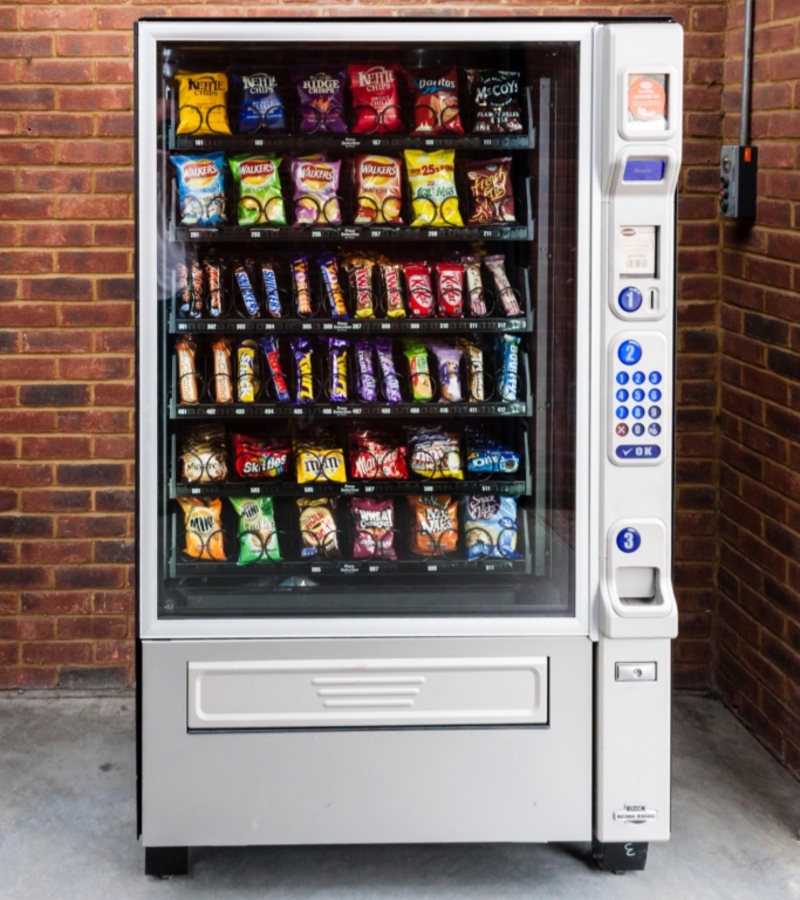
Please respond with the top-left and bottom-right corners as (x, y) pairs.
(135, 17), (681, 877)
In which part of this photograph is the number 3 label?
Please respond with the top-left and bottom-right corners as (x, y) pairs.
(617, 527), (641, 553)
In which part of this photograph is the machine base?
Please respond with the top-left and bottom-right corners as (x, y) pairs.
(145, 846), (189, 878)
(592, 839), (648, 873)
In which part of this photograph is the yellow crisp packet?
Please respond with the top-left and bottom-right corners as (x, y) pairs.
(294, 438), (347, 484)
(175, 71), (232, 137)
(404, 148), (463, 228)
(177, 497), (226, 561)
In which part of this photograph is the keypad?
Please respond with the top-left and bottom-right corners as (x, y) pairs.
(610, 332), (667, 466)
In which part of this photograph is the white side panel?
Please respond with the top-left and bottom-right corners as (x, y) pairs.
(189, 656), (548, 728)
(595, 638), (672, 842)
(143, 637), (591, 846)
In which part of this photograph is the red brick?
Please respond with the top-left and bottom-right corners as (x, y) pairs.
(60, 303), (131, 328)
(93, 436), (134, 459)
(24, 277), (92, 301)
(94, 640), (134, 665)
(56, 195), (129, 220)
(19, 223), (92, 247)
(58, 357), (130, 381)
(21, 6), (93, 30)
(59, 87), (131, 111)
(22, 331), (92, 354)
(57, 410), (130, 433)
(0, 251), (53, 275)
(22, 641), (92, 667)
(21, 540), (92, 565)
(57, 141), (132, 166)
(0, 196), (54, 220)
(2, 567), (50, 590)
(56, 515), (128, 539)
(56, 616), (128, 640)
(93, 591), (134, 615)
(0, 87), (55, 111)
(94, 383), (135, 406)
(54, 567), (125, 591)
(0, 668), (59, 690)
(94, 170), (133, 193)
(20, 114), (93, 138)
(57, 251), (129, 275)
(20, 60), (92, 85)
(94, 224), (135, 246)
(21, 437), (91, 460)
(0, 304), (57, 328)
(19, 168), (91, 194)
(19, 490), (91, 513)
(0, 34), (53, 56)
(56, 33), (132, 57)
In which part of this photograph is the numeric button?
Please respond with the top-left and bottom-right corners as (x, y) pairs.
(618, 287), (643, 313)
(618, 341), (642, 366)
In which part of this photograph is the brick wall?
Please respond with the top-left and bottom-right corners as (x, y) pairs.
(716, 0), (800, 780)
(1, 3), (722, 694)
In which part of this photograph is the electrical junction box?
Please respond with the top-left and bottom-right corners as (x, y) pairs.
(720, 145), (758, 219)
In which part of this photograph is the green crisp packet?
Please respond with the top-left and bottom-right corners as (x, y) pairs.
(229, 496), (282, 564)
(228, 154), (286, 226)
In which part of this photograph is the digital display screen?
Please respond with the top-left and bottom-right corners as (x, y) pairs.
(623, 159), (666, 182)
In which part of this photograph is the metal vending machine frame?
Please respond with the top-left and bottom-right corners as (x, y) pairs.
(135, 17), (681, 877)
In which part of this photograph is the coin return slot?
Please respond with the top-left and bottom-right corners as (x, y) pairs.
(649, 288), (659, 311)
(616, 566), (656, 603)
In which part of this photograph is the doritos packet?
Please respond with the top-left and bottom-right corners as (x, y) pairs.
(175, 71), (232, 137)
(407, 66), (464, 135)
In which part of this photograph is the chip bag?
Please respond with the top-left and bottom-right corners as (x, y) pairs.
(407, 427), (463, 480)
(292, 157), (342, 226)
(353, 155), (404, 225)
(298, 497), (341, 558)
(466, 69), (524, 134)
(348, 64), (403, 134)
(292, 66), (347, 134)
(407, 66), (464, 135)
(462, 495), (520, 560)
(172, 153), (227, 227)
(175, 71), (232, 136)
(464, 157), (515, 225)
(228, 154), (286, 226)
(230, 496), (282, 564)
(230, 69), (285, 134)
(177, 497), (226, 561)
(408, 495), (459, 556)
(351, 498), (397, 560)
(404, 149), (463, 227)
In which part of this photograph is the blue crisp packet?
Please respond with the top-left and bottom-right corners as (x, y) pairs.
(462, 495), (520, 560)
(172, 152), (227, 226)
(466, 431), (519, 475)
(230, 69), (286, 134)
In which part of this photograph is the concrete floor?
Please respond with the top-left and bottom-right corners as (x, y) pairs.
(0, 693), (798, 899)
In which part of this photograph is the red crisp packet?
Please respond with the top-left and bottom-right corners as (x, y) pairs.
(233, 433), (290, 478)
(464, 157), (516, 225)
(348, 64), (403, 134)
(407, 66), (464, 135)
(350, 431), (408, 480)
(404, 262), (434, 318)
(434, 262), (464, 318)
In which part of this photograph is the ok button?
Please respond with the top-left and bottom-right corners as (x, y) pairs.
(618, 286), (643, 313)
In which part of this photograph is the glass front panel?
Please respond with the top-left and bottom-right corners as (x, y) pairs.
(149, 36), (579, 618)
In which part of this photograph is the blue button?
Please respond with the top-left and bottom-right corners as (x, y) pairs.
(632, 406), (645, 419)
(618, 287), (643, 313)
(618, 341), (642, 366)
(616, 527), (641, 553)
(615, 406), (629, 420)
(616, 372), (629, 385)
(633, 371), (645, 385)
(649, 406), (662, 419)
(648, 423), (661, 436)
(649, 371), (662, 384)
(623, 159), (666, 182)
(632, 388), (645, 402)
(616, 444), (662, 460)
(616, 388), (629, 402)
(632, 423), (645, 436)
(649, 388), (662, 401)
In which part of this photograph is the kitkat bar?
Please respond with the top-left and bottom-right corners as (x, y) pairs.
(434, 262), (464, 317)
(404, 262), (434, 318)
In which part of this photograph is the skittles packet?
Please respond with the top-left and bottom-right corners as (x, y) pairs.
(233, 433), (291, 478)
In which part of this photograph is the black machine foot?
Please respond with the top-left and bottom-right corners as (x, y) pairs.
(145, 846), (189, 877)
(592, 838), (648, 873)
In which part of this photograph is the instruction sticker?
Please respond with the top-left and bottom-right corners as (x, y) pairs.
(627, 74), (668, 131)
(619, 226), (656, 277)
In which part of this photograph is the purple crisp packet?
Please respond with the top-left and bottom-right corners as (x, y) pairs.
(292, 158), (342, 226)
(355, 340), (377, 403)
(292, 66), (348, 134)
(375, 339), (403, 405)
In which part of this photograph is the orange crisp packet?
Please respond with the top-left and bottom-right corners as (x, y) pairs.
(178, 497), (226, 561)
(353, 155), (404, 225)
(408, 495), (459, 556)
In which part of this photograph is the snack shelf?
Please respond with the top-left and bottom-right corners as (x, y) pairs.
(171, 312), (533, 336)
(172, 133), (534, 154)
(171, 554), (529, 580)
(171, 399), (531, 420)
(173, 478), (529, 500)
(172, 223), (531, 243)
